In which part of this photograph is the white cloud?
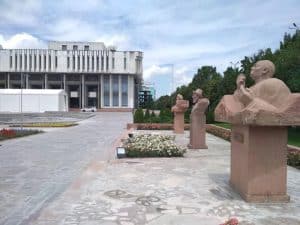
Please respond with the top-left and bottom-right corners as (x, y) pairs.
(0, 0), (41, 27)
(143, 65), (172, 80)
(174, 67), (193, 87)
(60, 0), (104, 12)
(44, 18), (98, 41)
(0, 33), (46, 49)
(95, 34), (130, 50)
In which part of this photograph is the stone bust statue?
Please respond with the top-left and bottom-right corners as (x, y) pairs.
(171, 94), (189, 113)
(215, 60), (300, 125)
(191, 89), (209, 114)
(188, 88), (210, 149)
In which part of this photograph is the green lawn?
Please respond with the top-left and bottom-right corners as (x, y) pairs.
(213, 122), (231, 129)
(213, 123), (300, 147)
(288, 127), (300, 147)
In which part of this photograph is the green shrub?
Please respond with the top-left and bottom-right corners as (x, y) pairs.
(184, 108), (191, 123)
(150, 111), (160, 123)
(123, 134), (186, 157)
(144, 109), (150, 122)
(206, 110), (215, 124)
(134, 108), (144, 123)
(159, 108), (173, 123)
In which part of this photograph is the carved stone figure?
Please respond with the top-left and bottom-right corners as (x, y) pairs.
(215, 60), (300, 203)
(171, 94), (189, 134)
(188, 89), (209, 149)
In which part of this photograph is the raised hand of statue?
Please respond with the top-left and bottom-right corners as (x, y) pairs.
(239, 84), (253, 106)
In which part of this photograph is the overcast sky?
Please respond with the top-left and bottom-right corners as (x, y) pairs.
(0, 0), (299, 97)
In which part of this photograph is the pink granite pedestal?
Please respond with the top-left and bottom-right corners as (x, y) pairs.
(188, 114), (208, 149)
(230, 125), (290, 202)
(173, 112), (185, 134)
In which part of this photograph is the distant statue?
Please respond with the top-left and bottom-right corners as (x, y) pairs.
(188, 89), (210, 149)
(172, 94), (189, 134)
(214, 60), (300, 203)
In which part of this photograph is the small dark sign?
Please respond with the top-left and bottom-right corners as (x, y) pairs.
(233, 132), (244, 143)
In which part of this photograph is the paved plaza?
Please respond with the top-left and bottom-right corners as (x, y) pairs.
(26, 130), (300, 225)
(0, 112), (132, 225)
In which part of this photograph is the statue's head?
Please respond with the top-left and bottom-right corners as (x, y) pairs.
(250, 60), (275, 83)
(176, 94), (183, 100)
(192, 89), (203, 103)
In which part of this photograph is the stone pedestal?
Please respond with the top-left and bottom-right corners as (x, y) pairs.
(230, 125), (290, 202)
(173, 112), (185, 134)
(189, 114), (207, 149)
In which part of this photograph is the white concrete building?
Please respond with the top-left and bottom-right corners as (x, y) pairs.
(0, 41), (143, 110)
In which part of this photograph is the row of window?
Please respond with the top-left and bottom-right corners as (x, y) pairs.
(9, 54), (127, 71)
(103, 75), (128, 107)
(62, 45), (90, 51)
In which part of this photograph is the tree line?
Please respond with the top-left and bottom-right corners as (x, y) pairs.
(150, 30), (300, 123)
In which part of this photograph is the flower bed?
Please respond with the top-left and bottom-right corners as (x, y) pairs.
(127, 123), (190, 130)
(123, 134), (186, 157)
(0, 128), (43, 141)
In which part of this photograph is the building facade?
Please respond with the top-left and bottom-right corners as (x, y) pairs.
(138, 83), (156, 108)
(0, 41), (143, 110)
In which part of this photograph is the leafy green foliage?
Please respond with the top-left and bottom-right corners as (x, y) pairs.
(133, 108), (144, 123)
(159, 108), (173, 123)
(150, 30), (300, 123)
(144, 109), (150, 122)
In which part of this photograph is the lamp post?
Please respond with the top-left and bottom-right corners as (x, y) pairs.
(20, 73), (23, 130)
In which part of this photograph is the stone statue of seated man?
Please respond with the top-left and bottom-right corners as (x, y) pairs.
(215, 60), (300, 125)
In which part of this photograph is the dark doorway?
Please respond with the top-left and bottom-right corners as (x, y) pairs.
(87, 85), (98, 107)
(68, 85), (80, 108)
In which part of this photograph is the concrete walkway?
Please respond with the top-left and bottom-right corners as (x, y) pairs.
(0, 112), (132, 225)
(29, 131), (300, 225)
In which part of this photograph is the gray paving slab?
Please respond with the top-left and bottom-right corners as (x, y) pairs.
(30, 131), (300, 225)
(0, 112), (132, 225)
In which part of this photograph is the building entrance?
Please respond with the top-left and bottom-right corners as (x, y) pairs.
(86, 85), (98, 107)
(68, 85), (80, 108)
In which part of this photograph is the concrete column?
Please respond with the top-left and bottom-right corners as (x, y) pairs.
(128, 75), (134, 108)
(81, 52), (84, 73)
(81, 74), (85, 108)
(46, 53), (49, 72)
(25, 74), (29, 89)
(119, 75), (122, 107)
(89, 52), (92, 72)
(109, 74), (112, 107)
(98, 74), (101, 108)
(75, 52), (78, 72)
(100, 74), (103, 108)
(103, 51), (106, 72)
(63, 74), (66, 90)
(12, 51), (16, 71)
(7, 73), (10, 88)
(45, 74), (48, 89)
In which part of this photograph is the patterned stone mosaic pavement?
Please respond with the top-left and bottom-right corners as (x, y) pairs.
(29, 131), (300, 225)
